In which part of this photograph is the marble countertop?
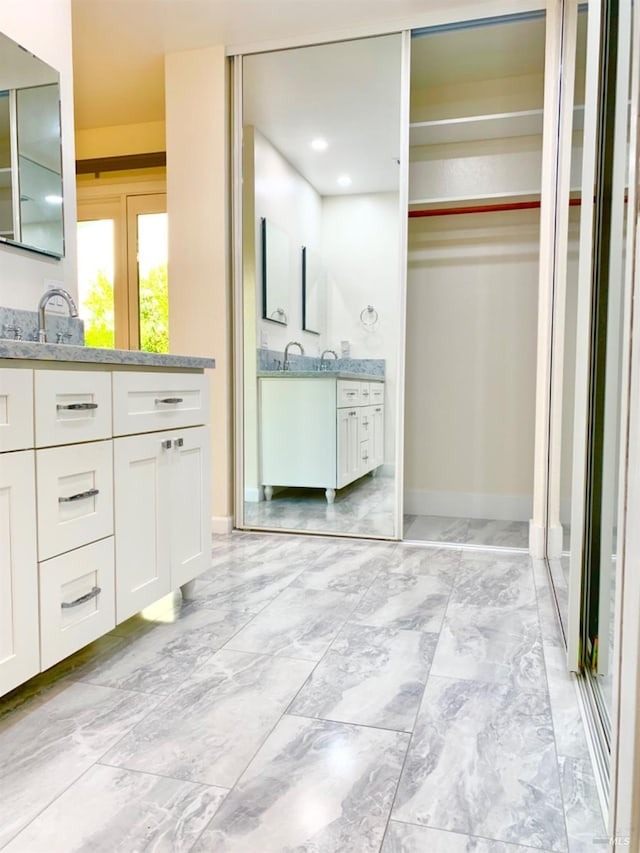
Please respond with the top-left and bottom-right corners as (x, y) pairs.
(0, 339), (215, 370)
(258, 370), (384, 381)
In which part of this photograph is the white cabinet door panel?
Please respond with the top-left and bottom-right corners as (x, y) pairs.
(337, 408), (359, 488)
(170, 426), (212, 588)
(114, 432), (172, 622)
(0, 451), (39, 694)
(0, 369), (34, 452)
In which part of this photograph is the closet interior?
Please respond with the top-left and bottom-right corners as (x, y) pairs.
(403, 13), (547, 549)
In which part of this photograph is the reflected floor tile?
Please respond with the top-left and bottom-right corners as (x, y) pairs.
(192, 715), (409, 853)
(289, 623), (438, 731)
(225, 585), (359, 660)
(353, 573), (450, 633)
(0, 682), (160, 848)
(430, 604), (545, 689)
(404, 515), (470, 544)
(196, 560), (303, 612)
(382, 822), (556, 852)
(466, 519), (530, 549)
(558, 756), (607, 853)
(393, 676), (566, 852)
(102, 650), (314, 788)
(3, 764), (227, 853)
(79, 606), (252, 695)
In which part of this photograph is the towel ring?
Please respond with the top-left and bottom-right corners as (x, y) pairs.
(270, 307), (288, 323)
(360, 305), (378, 328)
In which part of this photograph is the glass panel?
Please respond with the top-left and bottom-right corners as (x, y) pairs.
(137, 212), (168, 353)
(404, 13), (546, 549)
(77, 219), (115, 349)
(0, 92), (13, 241)
(240, 34), (403, 538)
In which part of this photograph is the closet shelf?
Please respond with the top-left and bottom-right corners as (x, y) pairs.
(409, 105), (584, 148)
(408, 196), (583, 218)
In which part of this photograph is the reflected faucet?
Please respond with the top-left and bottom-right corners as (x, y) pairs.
(37, 288), (78, 343)
(320, 349), (338, 370)
(283, 340), (304, 371)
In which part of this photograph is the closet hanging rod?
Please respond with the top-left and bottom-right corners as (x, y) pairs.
(408, 198), (582, 218)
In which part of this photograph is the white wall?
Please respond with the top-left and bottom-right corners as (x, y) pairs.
(322, 192), (400, 466)
(0, 0), (77, 310)
(254, 130), (325, 356)
(404, 210), (539, 520)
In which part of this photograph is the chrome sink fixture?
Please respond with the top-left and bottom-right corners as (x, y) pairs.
(283, 340), (304, 371)
(37, 288), (78, 343)
(320, 349), (338, 370)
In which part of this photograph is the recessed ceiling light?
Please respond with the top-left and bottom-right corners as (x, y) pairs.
(337, 174), (352, 188)
(45, 194), (63, 204)
(311, 137), (328, 151)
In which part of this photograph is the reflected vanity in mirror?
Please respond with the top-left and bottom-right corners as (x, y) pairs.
(261, 217), (290, 324)
(0, 31), (64, 257)
(238, 33), (403, 539)
(302, 246), (326, 334)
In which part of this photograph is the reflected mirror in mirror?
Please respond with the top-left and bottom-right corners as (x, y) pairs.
(261, 217), (290, 324)
(0, 31), (64, 257)
(302, 246), (326, 334)
(240, 33), (403, 539)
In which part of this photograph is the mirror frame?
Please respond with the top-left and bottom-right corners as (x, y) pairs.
(261, 216), (289, 325)
(301, 245), (322, 335)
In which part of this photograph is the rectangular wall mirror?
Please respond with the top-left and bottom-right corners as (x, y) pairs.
(0, 31), (64, 258)
(238, 32), (404, 540)
(302, 245), (325, 334)
(261, 217), (290, 325)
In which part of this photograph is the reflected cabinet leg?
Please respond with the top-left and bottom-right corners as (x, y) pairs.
(325, 488), (335, 505)
(180, 579), (197, 601)
(264, 485), (273, 501)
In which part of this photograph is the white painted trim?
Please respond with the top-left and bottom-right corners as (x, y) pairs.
(232, 55), (246, 530)
(394, 29), (411, 543)
(546, 523), (564, 559)
(225, 0), (545, 56)
(404, 489), (533, 522)
(244, 487), (263, 503)
(611, 0), (640, 842)
(567, 0), (602, 673)
(530, 0), (563, 548)
(211, 515), (233, 535)
(529, 521), (546, 559)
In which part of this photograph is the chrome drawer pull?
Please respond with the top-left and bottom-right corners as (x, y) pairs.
(155, 397), (183, 405)
(61, 586), (101, 609)
(56, 402), (98, 411)
(161, 439), (173, 449)
(375, 407), (382, 412)
(362, 391), (369, 396)
(58, 488), (100, 503)
(174, 437), (184, 448)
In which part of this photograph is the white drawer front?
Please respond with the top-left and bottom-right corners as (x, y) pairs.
(0, 368), (34, 452)
(112, 371), (209, 436)
(39, 537), (115, 670)
(34, 370), (112, 447)
(337, 380), (361, 408)
(36, 440), (114, 561)
(370, 382), (384, 404)
(359, 382), (371, 403)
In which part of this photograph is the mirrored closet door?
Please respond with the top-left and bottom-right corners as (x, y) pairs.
(403, 10), (546, 550)
(235, 34), (406, 538)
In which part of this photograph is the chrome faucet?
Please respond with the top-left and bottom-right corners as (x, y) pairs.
(283, 340), (304, 371)
(37, 288), (78, 342)
(320, 349), (338, 370)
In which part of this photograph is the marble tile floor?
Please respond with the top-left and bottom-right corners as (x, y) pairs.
(0, 531), (606, 852)
(243, 473), (395, 537)
(404, 513), (530, 550)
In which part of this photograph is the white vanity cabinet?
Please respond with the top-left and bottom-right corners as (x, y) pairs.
(260, 376), (384, 503)
(0, 358), (213, 698)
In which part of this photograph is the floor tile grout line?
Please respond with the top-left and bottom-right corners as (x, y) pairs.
(388, 815), (559, 852)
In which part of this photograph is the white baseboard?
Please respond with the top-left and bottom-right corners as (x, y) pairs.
(529, 521), (545, 558)
(404, 489), (533, 522)
(211, 515), (233, 535)
(244, 487), (264, 503)
(547, 524), (564, 558)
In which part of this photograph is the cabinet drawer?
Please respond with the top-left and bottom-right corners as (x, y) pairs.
(112, 372), (209, 436)
(34, 370), (111, 447)
(36, 440), (114, 561)
(359, 382), (371, 403)
(337, 380), (361, 407)
(0, 368), (34, 452)
(39, 537), (115, 670)
(370, 383), (384, 404)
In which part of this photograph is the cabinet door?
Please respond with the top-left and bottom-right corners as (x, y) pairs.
(170, 426), (212, 588)
(337, 408), (360, 488)
(0, 451), (39, 694)
(371, 405), (384, 468)
(113, 432), (172, 622)
(0, 369), (34, 452)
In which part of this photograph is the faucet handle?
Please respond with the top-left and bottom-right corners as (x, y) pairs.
(56, 331), (73, 344)
(5, 325), (23, 341)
